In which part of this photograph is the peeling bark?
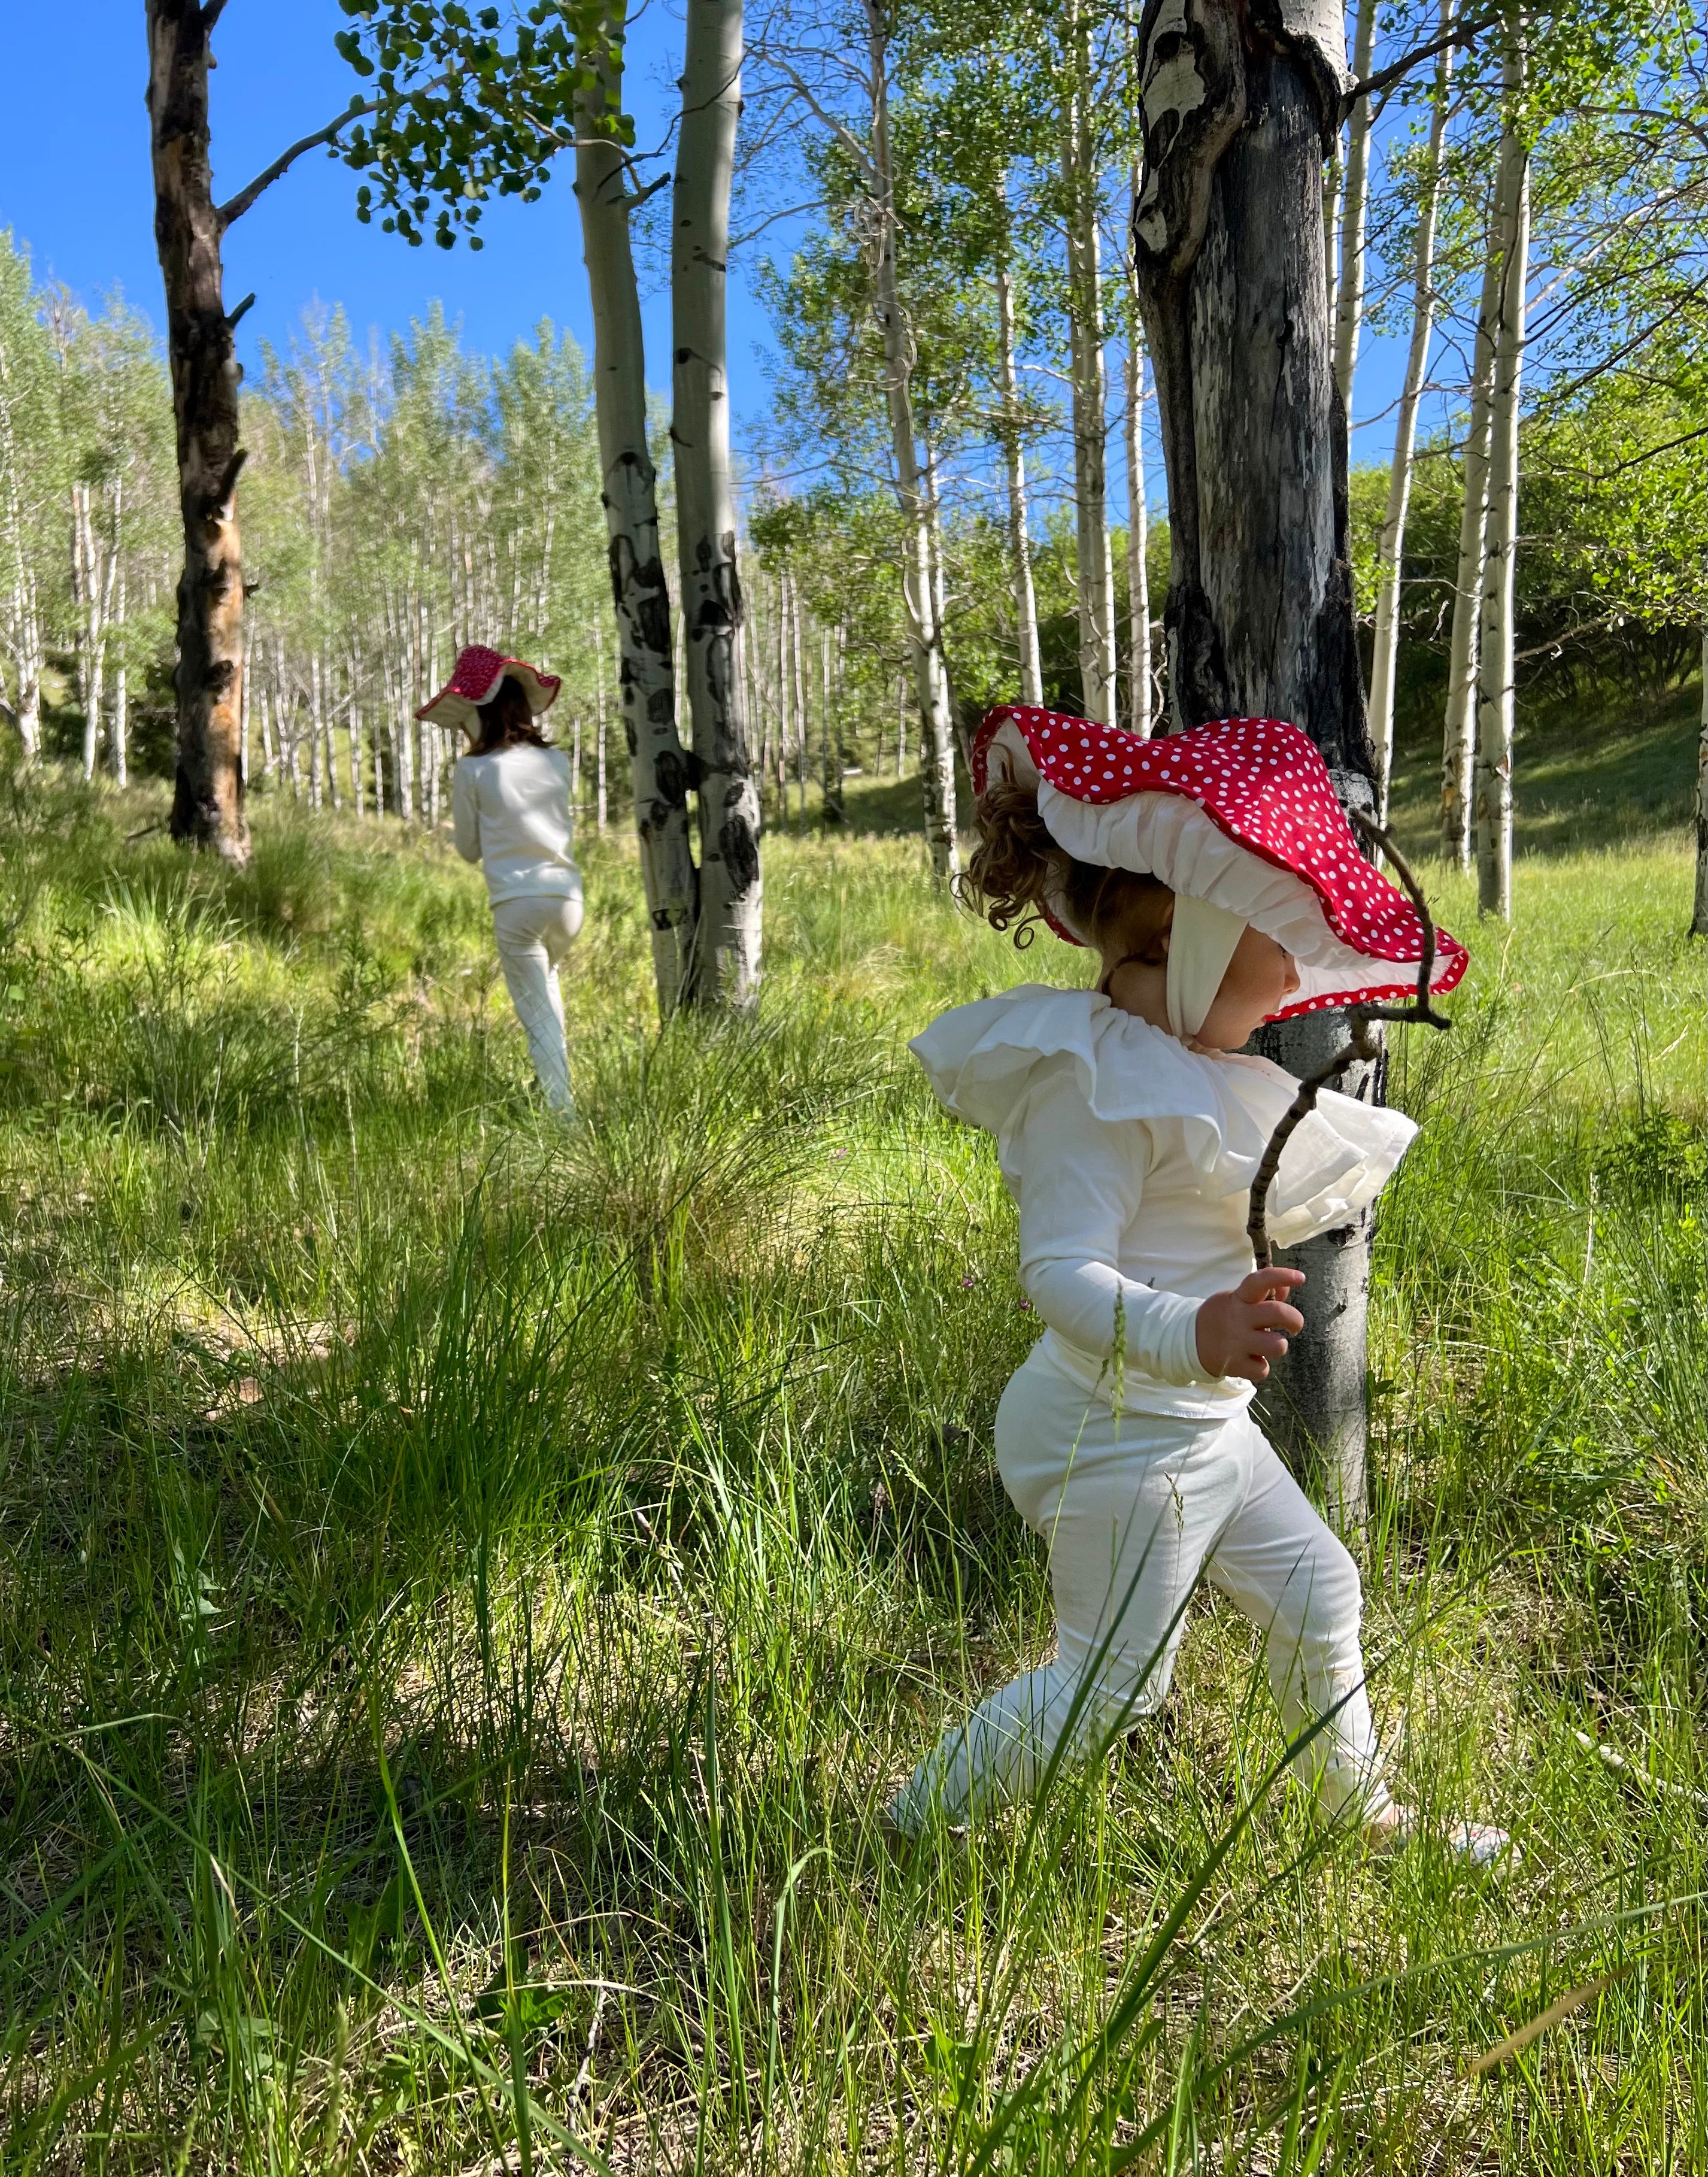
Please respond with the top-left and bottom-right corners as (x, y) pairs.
(146, 0), (250, 865)
(575, 11), (699, 1015)
(1133, 0), (1378, 1536)
(672, 0), (762, 1008)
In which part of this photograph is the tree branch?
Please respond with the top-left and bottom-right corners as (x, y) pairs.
(217, 98), (382, 230)
(1343, 13), (1495, 122)
(201, 0), (233, 28)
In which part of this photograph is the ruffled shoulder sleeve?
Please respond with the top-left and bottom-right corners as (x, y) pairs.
(909, 985), (1416, 1246)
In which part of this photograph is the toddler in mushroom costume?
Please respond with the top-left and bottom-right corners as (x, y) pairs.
(891, 705), (1512, 1864)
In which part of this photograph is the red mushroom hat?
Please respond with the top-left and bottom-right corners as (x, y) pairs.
(416, 645), (562, 732)
(976, 704), (1467, 1022)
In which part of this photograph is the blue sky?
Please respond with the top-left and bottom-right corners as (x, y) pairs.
(4, 1), (1427, 525)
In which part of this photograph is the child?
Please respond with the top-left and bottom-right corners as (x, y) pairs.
(891, 706), (1512, 1865)
(419, 647), (581, 1117)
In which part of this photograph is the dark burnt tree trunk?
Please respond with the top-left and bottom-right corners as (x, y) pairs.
(1132, 0), (1378, 1539)
(147, 0), (250, 866)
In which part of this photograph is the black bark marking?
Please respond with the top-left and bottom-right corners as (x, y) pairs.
(718, 812), (760, 899)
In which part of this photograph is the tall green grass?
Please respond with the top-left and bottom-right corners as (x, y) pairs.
(0, 769), (1702, 2172)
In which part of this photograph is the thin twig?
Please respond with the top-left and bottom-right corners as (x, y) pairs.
(1573, 1729), (1708, 1811)
(1246, 814), (1451, 1268)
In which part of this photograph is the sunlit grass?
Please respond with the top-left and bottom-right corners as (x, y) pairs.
(0, 768), (1701, 2172)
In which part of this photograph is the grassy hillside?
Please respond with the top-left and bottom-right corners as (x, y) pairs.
(0, 757), (1701, 2172)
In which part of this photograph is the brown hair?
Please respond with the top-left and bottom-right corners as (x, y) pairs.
(959, 773), (1173, 961)
(468, 673), (552, 756)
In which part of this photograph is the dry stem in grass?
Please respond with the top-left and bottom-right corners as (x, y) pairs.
(1246, 815), (1453, 1269)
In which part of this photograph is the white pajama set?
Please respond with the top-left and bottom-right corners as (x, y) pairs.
(891, 984), (1417, 1831)
(453, 745), (583, 1114)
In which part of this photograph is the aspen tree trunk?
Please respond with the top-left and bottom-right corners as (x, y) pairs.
(146, 0), (250, 865)
(1063, 0), (1118, 726)
(788, 579), (809, 821)
(1369, 1), (1453, 822)
(237, 613), (253, 786)
(307, 690), (323, 811)
(672, 0), (762, 1007)
(864, 0), (958, 877)
(1331, 0), (1377, 408)
(0, 333), (43, 762)
(1441, 204), (1503, 866)
(773, 584), (790, 820)
(594, 616), (610, 832)
(576, 10), (698, 1014)
(1474, 32), (1529, 924)
(821, 624), (846, 823)
(995, 186), (1043, 705)
(1693, 605), (1707, 936)
(1322, 133), (1342, 319)
(1124, 324), (1153, 739)
(75, 484), (103, 781)
(113, 563), (129, 786)
(1133, 0), (1375, 1539)
(309, 651), (326, 811)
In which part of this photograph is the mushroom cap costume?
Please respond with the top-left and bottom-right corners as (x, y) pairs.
(891, 707), (1466, 1834)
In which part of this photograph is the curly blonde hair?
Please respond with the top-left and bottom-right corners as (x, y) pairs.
(958, 773), (1173, 962)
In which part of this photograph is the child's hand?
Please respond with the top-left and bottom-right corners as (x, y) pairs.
(1195, 1268), (1306, 1382)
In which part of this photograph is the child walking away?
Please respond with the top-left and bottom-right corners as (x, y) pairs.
(891, 706), (1515, 1866)
(420, 647), (582, 1117)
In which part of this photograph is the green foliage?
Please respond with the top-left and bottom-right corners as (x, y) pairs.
(0, 755), (1700, 2168)
(335, 0), (624, 252)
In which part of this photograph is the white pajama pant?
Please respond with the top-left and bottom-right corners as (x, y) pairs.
(893, 1342), (1390, 1829)
(491, 892), (583, 1114)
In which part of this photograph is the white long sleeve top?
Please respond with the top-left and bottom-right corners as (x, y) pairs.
(911, 986), (1418, 1418)
(452, 745), (581, 904)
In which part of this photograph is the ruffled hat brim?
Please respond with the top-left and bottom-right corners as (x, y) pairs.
(976, 706), (1467, 1022)
(416, 654), (562, 731)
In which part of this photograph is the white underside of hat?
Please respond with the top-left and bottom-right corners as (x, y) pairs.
(1036, 782), (1431, 1011)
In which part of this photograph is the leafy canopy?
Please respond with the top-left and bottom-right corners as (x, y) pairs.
(334, 1), (628, 250)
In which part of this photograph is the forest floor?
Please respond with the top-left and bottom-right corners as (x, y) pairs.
(0, 718), (1703, 2173)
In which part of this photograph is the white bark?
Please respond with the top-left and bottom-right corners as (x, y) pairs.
(673, 0), (762, 1007)
(996, 247), (1043, 705)
(0, 332), (43, 762)
(1442, 187), (1506, 867)
(594, 614), (609, 833)
(1123, 305), (1152, 740)
(1323, 132), (1342, 320)
(864, 0), (957, 877)
(576, 10), (699, 1012)
(1474, 36), (1529, 923)
(113, 563), (129, 787)
(1369, 1), (1453, 821)
(1063, 0), (1117, 726)
(1331, 0), (1378, 408)
(1694, 606), (1707, 936)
